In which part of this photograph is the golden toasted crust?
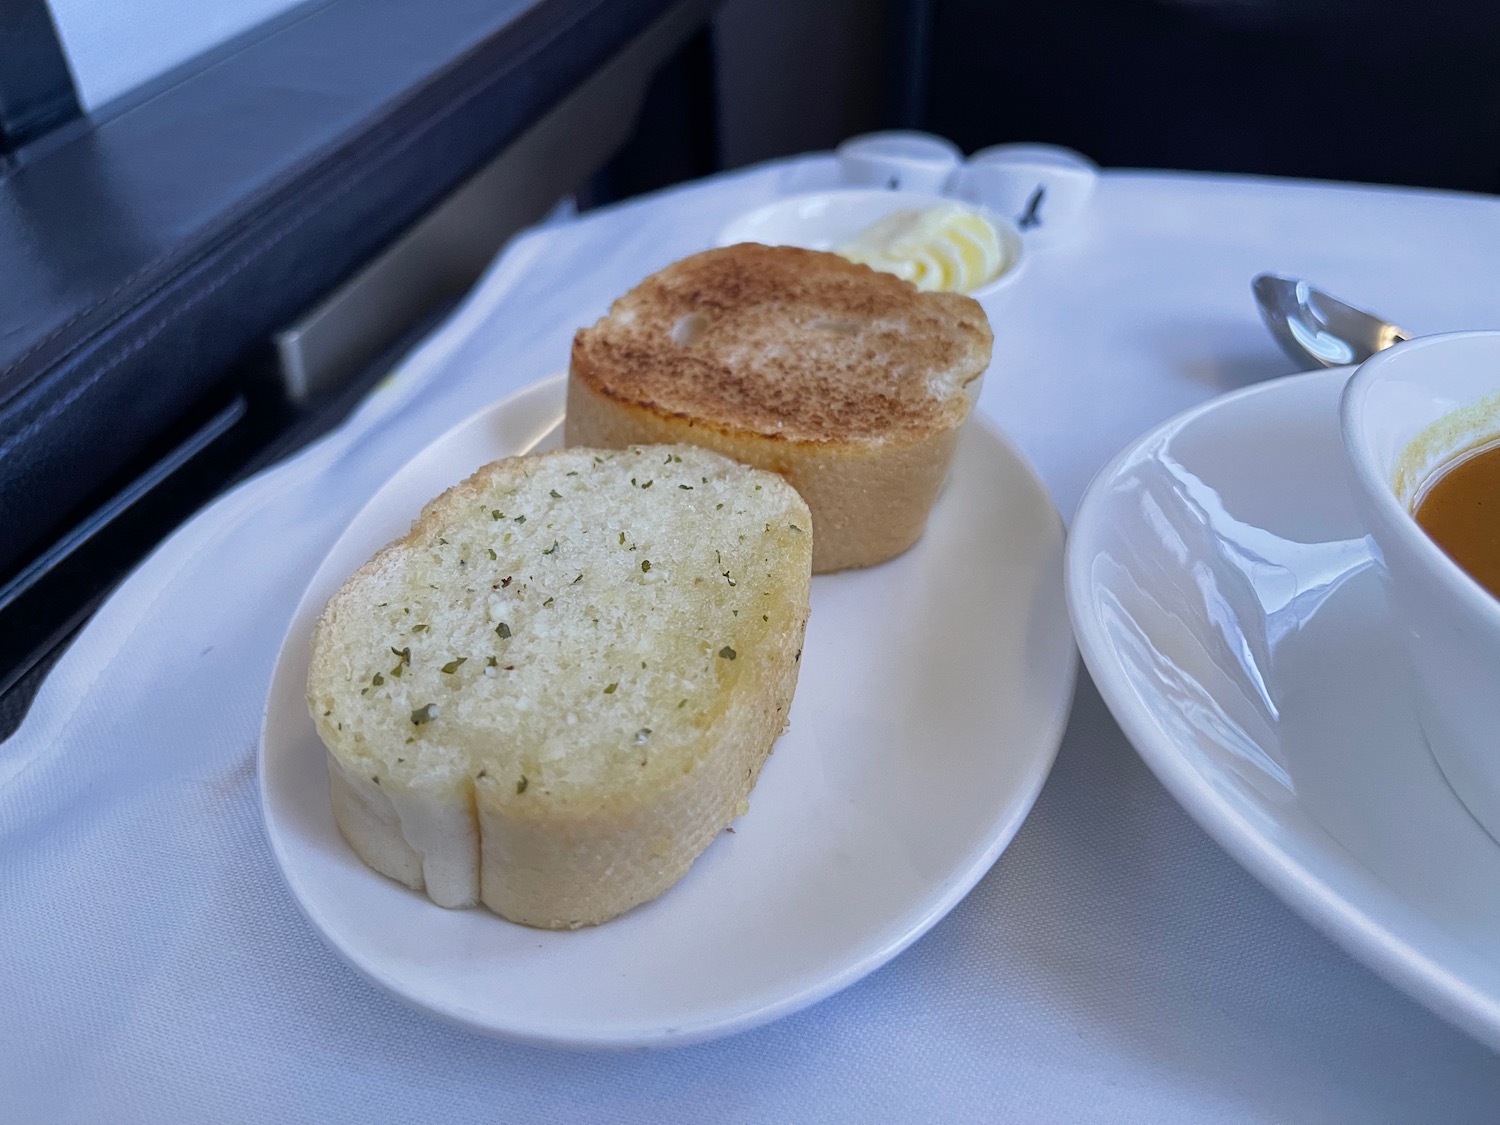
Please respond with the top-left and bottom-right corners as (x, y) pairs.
(566, 244), (993, 572)
(570, 244), (992, 445)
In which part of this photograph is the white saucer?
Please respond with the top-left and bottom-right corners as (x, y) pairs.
(1066, 367), (1500, 1051)
(260, 375), (1076, 1047)
(716, 189), (1025, 301)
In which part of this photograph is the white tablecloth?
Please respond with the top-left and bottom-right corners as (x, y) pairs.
(5, 157), (1500, 1123)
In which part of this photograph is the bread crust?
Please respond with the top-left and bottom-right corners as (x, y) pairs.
(566, 377), (961, 571)
(566, 244), (992, 572)
(308, 445), (812, 929)
(474, 589), (804, 928)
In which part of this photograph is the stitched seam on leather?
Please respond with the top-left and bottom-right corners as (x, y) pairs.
(0, 0), (618, 463)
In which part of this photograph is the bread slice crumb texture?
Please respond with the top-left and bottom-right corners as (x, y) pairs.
(307, 444), (812, 926)
(571, 243), (992, 445)
(312, 443), (809, 804)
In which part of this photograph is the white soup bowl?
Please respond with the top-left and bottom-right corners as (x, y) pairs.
(1341, 331), (1500, 842)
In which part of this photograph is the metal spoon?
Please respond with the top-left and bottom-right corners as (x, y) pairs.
(1252, 274), (1410, 368)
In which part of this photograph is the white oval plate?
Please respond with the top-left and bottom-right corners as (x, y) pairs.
(1066, 368), (1500, 1052)
(716, 189), (1026, 301)
(261, 374), (1075, 1048)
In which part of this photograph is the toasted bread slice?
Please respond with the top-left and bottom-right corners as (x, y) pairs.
(566, 243), (993, 571)
(307, 444), (812, 929)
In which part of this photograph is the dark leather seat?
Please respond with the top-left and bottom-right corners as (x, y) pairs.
(0, 0), (689, 583)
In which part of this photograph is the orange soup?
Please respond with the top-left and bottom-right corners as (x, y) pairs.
(1414, 441), (1500, 600)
